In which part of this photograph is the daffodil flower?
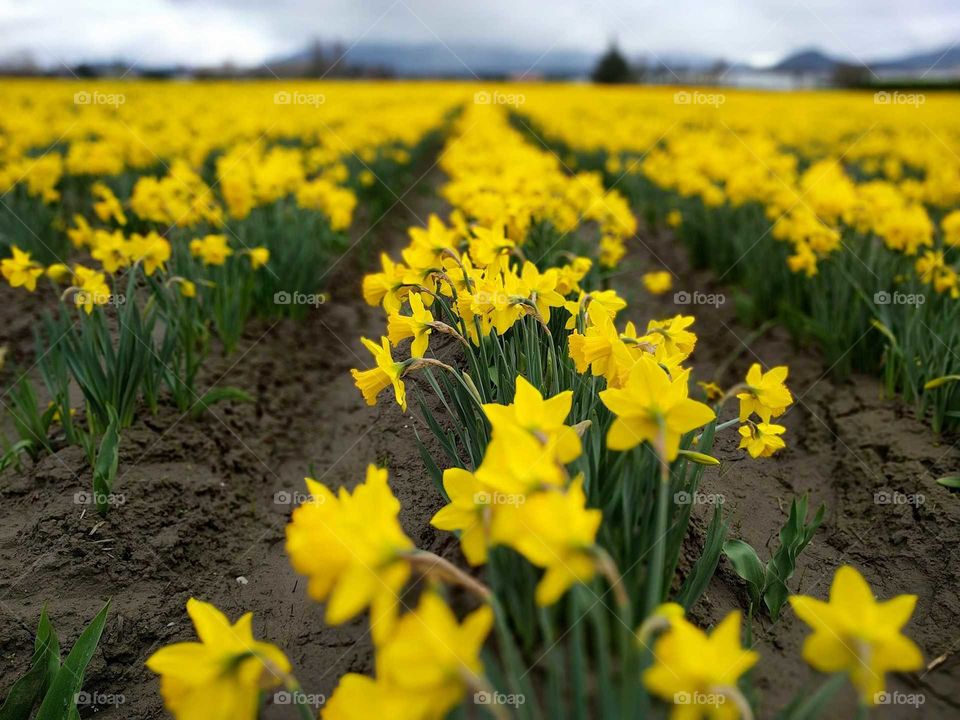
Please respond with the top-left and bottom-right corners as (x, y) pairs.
(643, 611), (758, 719)
(189, 234), (233, 266)
(789, 565), (922, 705)
(386, 291), (434, 358)
(600, 355), (716, 460)
(1, 246), (45, 291)
(285, 465), (414, 643)
(350, 336), (407, 411)
(145, 598), (291, 720)
(738, 422), (786, 458)
(737, 363), (793, 422)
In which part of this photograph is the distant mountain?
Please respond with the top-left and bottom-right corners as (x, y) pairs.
(772, 49), (840, 73)
(768, 43), (960, 76)
(273, 41), (596, 77)
(872, 45), (960, 72)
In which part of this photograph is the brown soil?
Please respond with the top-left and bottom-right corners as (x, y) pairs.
(616, 226), (960, 719)
(0, 183), (957, 720)
(0, 179), (454, 719)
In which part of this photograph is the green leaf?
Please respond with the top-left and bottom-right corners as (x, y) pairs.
(0, 607), (61, 720)
(936, 476), (960, 489)
(35, 601), (110, 720)
(92, 411), (120, 516)
(776, 673), (846, 720)
(722, 539), (766, 611)
(189, 387), (254, 419)
(677, 505), (728, 610)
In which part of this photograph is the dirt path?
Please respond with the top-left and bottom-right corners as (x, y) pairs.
(0, 175), (451, 719)
(615, 225), (960, 718)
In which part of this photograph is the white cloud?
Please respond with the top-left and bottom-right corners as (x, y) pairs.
(0, 0), (956, 68)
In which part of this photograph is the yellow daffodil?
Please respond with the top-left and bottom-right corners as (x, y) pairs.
(493, 479), (602, 605)
(789, 565), (922, 705)
(386, 291), (434, 358)
(90, 229), (131, 273)
(325, 592), (493, 720)
(640, 314), (697, 365)
(350, 336), (407, 411)
(285, 465), (413, 641)
(737, 364), (793, 422)
(145, 598), (291, 720)
(738, 422), (787, 458)
(246, 247), (270, 270)
(430, 467), (495, 565)
(643, 611), (758, 719)
(67, 213), (94, 248)
(1, 246), (45, 291)
(643, 270), (673, 295)
(72, 265), (111, 314)
(190, 234), (233, 266)
(600, 355), (716, 460)
(127, 231), (171, 276)
(362, 253), (408, 313)
(91, 182), (127, 226)
(481, 375), (580, 464)
(377, 591), (493, 717)
(45, 263), (72, 284)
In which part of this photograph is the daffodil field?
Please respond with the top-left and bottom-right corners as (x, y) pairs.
(1, 81), (954, 719)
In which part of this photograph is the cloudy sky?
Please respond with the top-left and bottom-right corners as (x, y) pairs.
(1, 0), (957, 69)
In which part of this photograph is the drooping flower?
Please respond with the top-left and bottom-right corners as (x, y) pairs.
(350, 336), (407, 411)
(789, 565), (922, 705)
(738, 422), (786, 458)
(600, 355), (716, 460)
(145, 598), (291, 720)
(387, 292), (434, 358)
